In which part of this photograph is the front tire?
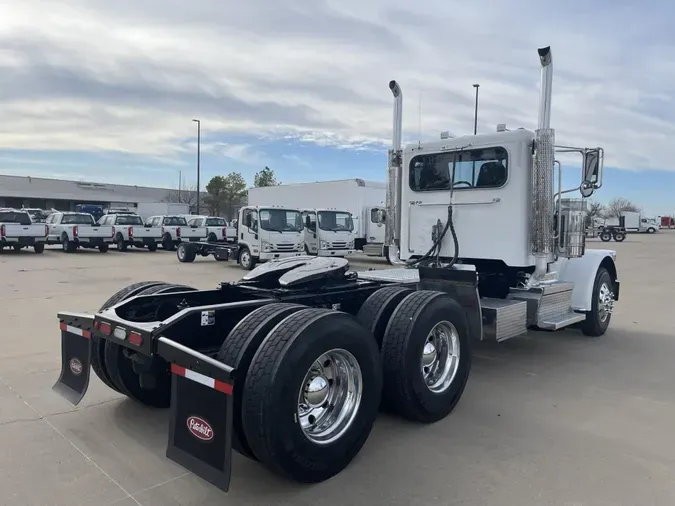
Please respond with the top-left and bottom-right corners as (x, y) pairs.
(647, 227), (656, 234)
(239, 247), (256, 270)
(581, 267), (615, 337)
(380, 291), (471, 423)
(242, 308), (382, 483)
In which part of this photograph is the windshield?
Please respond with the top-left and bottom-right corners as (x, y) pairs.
(164, 216), (187, 226)
(318, 211), (353, 232)
(259, 209), (302, 232)
(116, 215), (143, 225)
(62, 214), (94, 225)
(205, 218), (226, 226)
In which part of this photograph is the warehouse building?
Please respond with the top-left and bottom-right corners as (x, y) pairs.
(0, 174), (185, 211)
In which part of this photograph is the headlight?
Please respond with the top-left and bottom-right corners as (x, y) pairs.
(261, 240), (271, 252)
(320, 241), (329, 249)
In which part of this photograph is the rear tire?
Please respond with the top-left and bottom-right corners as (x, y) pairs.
(116, 235), (127, 252)
(356, 286), (414, 346)
(381, 291), (471, 423)
(208, 233), (217, 242)
(176, 242), (197, 263)
(613, 232), (626, 242)
(62, 235), (76, 253)
(33, 243), (45, 254)
(217, 303), (306, 460)
(162, 234), (175, 251)
(93, 281), (166, 393)
(599, 231), (612, 242)
(242, 308), (381, 483)
(104, 283), (197, 407)
(581, 267), (614, 337)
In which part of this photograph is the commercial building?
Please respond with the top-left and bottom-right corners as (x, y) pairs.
(0, 174), (186, 212)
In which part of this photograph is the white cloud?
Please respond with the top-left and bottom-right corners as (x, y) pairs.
(0, 0), (674, 171)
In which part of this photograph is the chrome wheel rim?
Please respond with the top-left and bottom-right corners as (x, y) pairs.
(598, 282), (614, 322)
(177, 245), (185, 260)
(421, 321), (460, 394)
(241, 250), (250, 266)
(297, 348), (362, 445)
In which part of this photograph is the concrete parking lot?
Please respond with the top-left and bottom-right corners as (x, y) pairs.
(0, 234), (674, 506)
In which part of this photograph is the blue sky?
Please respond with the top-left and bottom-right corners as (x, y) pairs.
(1, 0), (673, 216)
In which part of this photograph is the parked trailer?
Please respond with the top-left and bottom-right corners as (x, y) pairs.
(52, 47), (619, 494)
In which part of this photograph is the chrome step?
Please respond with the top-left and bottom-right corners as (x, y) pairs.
(538, 311), (586, 330)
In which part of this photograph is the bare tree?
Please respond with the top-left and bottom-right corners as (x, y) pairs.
(585, 200), (605, 227)
(162, 184), (207, 214)
(605, 197), (639, 218)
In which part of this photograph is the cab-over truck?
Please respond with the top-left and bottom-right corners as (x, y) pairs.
(53, 47), (618, 493)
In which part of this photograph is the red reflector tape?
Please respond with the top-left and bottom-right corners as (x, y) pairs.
(170, 363), (232, 395)
(59, 322), (91, 339)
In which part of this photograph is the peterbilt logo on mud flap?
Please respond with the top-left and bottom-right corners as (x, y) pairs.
(187, 416), (214, 441)
(69, 358), (83, 376)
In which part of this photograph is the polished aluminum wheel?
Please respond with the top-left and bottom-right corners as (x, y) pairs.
(421, 321), (460, 394)
(598, 282), (615, 323)
(297, 349), (363, 445)
(177, 244), (185, 260)
(240, 249), (251, 267)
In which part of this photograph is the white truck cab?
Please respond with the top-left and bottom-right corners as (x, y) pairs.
(237, 206), (304, 270)
(362, 46), (619, 341)
(301, 208), (355, 257)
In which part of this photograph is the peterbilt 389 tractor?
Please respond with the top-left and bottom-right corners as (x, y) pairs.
(53, 46), (618, 492)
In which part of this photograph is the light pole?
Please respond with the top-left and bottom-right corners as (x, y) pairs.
(192, 119), (201, 215)
(177, 170), (182, 202)
(472, 84), (480, 135)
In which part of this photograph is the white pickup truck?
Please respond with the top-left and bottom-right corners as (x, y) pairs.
(97, 213), (162, 251)
(0, 209), (48, 253)
(144, 215), (206, 251)
(46, 211), (114, 253)
(185, 216), (231, 242)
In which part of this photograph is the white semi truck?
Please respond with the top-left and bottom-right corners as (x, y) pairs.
(53, 46), (619, 494)
(603, 211), (659, 233)
(247, 180), (386, 256)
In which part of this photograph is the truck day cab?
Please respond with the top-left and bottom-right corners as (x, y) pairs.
(53, 47), (619, 495)
(301, 208), (355, 257)
(97, 213), (162, 251)
(236, 206), (304, 269)
(0, 209), (48, 253)
(46, 212), (113, 252)
(248, 179), (386, 257)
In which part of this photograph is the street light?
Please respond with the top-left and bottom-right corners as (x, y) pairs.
(192, 119), (201, 215)
(472, 84), (480, 135)
(177, 170), (182, 202)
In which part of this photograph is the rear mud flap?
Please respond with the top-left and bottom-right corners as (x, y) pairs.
(52, 314), (95, 406)
(158, 337), (235, 492)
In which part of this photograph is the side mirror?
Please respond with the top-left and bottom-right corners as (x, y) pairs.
(305, 215), (311, 229)
(376, 209), (387, 224)
(580, 149), (601, 197)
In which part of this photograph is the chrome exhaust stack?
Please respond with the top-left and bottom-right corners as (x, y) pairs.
(529, 46), (555, 286)
(385, 80), (404, 264)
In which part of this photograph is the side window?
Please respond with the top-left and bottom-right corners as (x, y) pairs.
(370, 209), (378, 223)
(409, 147), (508, 191)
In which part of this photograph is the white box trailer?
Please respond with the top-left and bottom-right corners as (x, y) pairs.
(247, 179), (386, 256)
(136, 203), (190, 222)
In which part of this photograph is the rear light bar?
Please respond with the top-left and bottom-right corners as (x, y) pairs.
(176, 227), (181, 237)
(94, 319), (143, 346)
